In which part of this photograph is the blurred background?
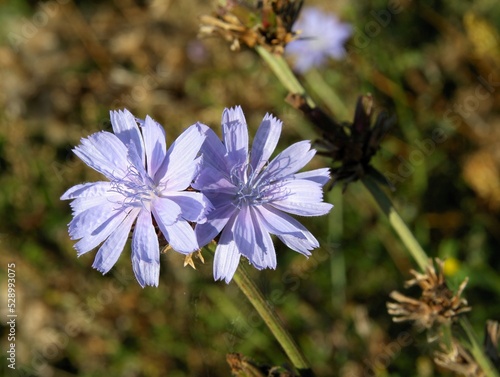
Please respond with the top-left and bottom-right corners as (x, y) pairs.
(0, 0), (499, 376)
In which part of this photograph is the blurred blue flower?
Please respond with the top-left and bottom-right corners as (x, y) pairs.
(61, 109), (210, 287)
(286, 7), (352, 73)
(194, 106), (333, 283)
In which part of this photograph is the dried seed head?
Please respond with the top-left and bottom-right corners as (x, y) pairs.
(199, 1), (303, 54)
(226, 352), (295, 376)
(387, 258), (471, 330)
(434, 339), (484, 377)
(484, 320), (500, 370)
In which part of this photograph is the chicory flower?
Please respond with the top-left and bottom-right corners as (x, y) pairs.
(61, 110), (210, 287)
(194, 106), (333, 283)
(286, 7), (352, 73)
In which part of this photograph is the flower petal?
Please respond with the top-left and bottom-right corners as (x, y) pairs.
(73, 132), (129, 180)
(156, 123), (207, 189)
(256, 205), (318, 255)
(222, 106), (248, 166)
(127, 139), (150, 186)
(132, 210), (160, 287)
(69, 199), (122, 240)
(232, 206), (256, 259)
(250, 113), (282, 173)
(254, 205), (302, 237)
(110, 109), (144, 163)
(141, 115), (166, 178)
(294, 168), (331, 185)
(157, 220), (198, 254)
(252, 219), (276, 270)
(199, 127), (228, 171)
(214, 215), (240, 283)
(271, 200), (333, 217)
(61, 181), (112, 200)
(276, 232), (318, 256)
(163, 191), (212, 223)
(195, 203), (235, 248)
(161, 156), (201, 192)
(74, 209), (129, 256)
(152, 196), (182, 227)
(192, 164), (235, 194)
(214, 246), (240, 284)
(260, 140), (316, 182)
(92, 208), (139, 274)
(69, 194), (123, 217)
(270, 179), (333, 216)
(233, 206), (276, 270)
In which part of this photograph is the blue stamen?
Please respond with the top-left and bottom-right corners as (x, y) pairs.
(229, 162), (288, 209)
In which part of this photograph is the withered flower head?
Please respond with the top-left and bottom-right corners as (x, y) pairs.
(287, 93), (395, 189)
(434, 339), (484, 377)
(387, 258), (471, 331)
(434, 320), (500, 376)
(199, 0), (303, 54)
(484, 320), (500, 370)
(226, 353), (295, 376)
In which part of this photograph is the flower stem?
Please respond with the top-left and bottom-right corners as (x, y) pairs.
(361, 175), (429, 272)
(305, 69), (349, 120)
(233, 263), (314, 376)
(255, 46), (316, 108)
(460, 318), (500, 377)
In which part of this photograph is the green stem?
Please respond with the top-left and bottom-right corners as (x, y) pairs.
(461, 318), (500, 377)
(233, 263), (314, 375)
(328, 187), (346, 314)
(305, 69), (349, 121)
(361, 175), (429, 272)
(255, 46), (316, 108)
(441, 323), (453, 351)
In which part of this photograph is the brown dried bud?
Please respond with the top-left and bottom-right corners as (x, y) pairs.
(287, 93), (395, 190)
(199, 1), (303, 54)
(226, 353), (295, 376)
(387, 258), (471, 330)
(484, 320), (500, 370)
(434, 339), (484, 377)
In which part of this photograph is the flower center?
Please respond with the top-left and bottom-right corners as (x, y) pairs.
(230, 163), (262, 208)
(110, 166), (162, 209)
(230, 162), (282, 209)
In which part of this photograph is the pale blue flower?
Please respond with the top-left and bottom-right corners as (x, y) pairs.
(286, 7), (352, 73)
(61, 109), (210, 287)
(194, 106), (333, 283)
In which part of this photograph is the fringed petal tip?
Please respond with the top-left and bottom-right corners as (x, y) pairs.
(132, 259), (160, 288)
(222, 105), (247, 126)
